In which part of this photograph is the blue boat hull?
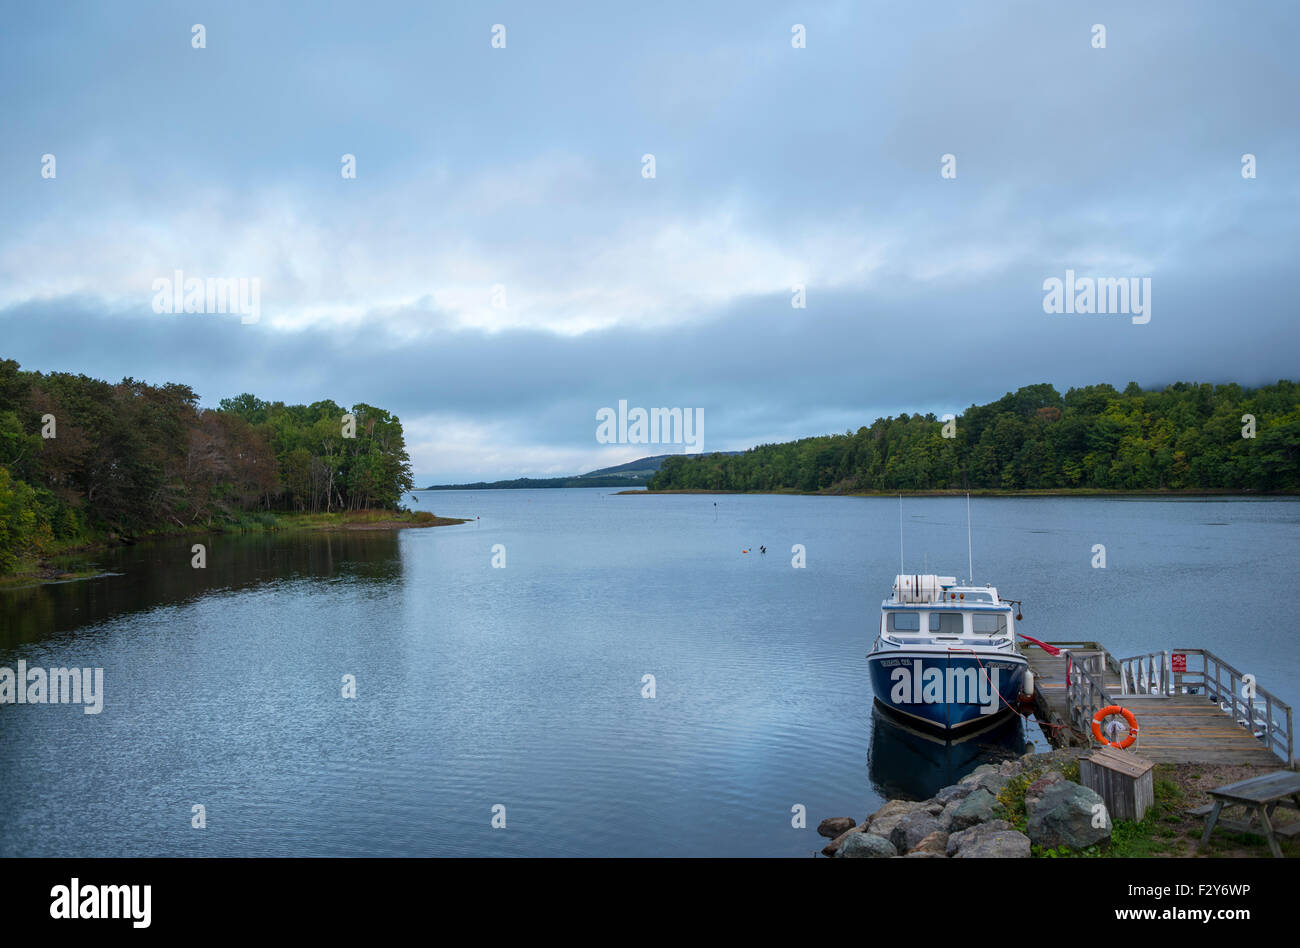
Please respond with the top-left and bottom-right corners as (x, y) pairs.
(867, 650), (1027, 732)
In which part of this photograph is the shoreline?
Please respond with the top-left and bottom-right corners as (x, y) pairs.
(821, 748), (1298, 858)
(618, 488), (1300, 498)
(0, 509), (469, 590)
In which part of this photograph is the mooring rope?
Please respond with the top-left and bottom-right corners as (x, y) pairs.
(947, 646), (1080, 739)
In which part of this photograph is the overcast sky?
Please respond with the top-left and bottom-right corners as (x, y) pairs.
(1, 1), (1296, 483)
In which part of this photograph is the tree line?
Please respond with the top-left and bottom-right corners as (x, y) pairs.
(648, 381), (1300, 494)
(0, 358), (414, 572)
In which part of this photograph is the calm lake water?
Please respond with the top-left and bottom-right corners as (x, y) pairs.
(2, 491), (1298, 857)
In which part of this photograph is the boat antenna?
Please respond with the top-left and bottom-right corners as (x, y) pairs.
(898, 493), (904, 579)
(966, 491), (974, 584)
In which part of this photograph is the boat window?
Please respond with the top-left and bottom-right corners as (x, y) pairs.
(927, 612), (964, 635)
(972, 613), (1008, 636)
(887, 612), (920, 632)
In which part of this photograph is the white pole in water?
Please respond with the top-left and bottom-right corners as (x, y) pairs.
(966, 492), (974, 584)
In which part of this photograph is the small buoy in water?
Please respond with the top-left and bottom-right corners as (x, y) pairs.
(742, 549), (749, 554)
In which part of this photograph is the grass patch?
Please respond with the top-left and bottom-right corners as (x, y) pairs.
(994, 756), (1083, 834)
(227, 511), (280, 530)
(993, 755), (1189, 858)
(1104, 777), (1184, 857)
(274, 509), (468, 529)
(995, 771), (1033, 832)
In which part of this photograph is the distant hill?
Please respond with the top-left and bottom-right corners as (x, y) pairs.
(424, 452), (741, 490)
(581, 454), (676, 478)
(422, 474), (651, 490)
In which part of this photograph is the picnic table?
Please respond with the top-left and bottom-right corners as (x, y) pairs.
(1195, 770), (1300, 857)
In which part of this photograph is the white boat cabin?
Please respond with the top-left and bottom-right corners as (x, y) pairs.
(878, 574), (1017, 651)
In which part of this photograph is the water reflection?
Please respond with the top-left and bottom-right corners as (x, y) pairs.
(866, 705), (1031, 801)
(0, 530), (403, 650)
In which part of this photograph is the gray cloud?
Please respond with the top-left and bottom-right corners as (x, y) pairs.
(1, 1), (1297, 481)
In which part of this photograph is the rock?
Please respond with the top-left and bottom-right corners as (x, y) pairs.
(1026, 781), (1110, 851)
(820, 823), (866, 858)
(890, 811), (944, 853)
(923, 801), (945, 816)
(867, 799), (926, 823)
(937, 799), (959, 831)
(835, 832), (897, 858)
(817, 817), (857, 839)
(952, 824), (1031, 858)
(946, 819), (1015, 856)
(933, 783), (973, 805)
(900, 851), (946, 858)
(971, 770), (1011, 796)
(959, 763), (1000, 785)
(949, 787), (999, 831)
(866, 800), (928, 840)
(999, 759), (1021, 776)
(1024, 771), (1065, 809)
(909, 830), (949, 855)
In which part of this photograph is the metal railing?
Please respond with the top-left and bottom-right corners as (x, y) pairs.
(1118, 650), (1169, 697)
(1117, 647), (1294, 766)
(1065, 650), (1112, 735)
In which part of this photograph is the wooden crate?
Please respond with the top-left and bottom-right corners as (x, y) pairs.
(1080, 746), (1155, 822)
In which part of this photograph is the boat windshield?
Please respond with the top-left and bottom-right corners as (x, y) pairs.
(885, 610), (1010, 637)
(886, 612), (920, 633)
(927, 612), (964, 634)
(972, 613), (1009, 636)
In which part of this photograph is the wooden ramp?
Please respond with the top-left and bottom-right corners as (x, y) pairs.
(1024, 641), (1290, 767)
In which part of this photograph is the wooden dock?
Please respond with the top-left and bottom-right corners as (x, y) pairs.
(1025, 641), (1294, 767)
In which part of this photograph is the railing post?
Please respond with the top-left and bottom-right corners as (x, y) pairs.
(1265, 693), (1274, 754)
(1288, 706), (1294, 768)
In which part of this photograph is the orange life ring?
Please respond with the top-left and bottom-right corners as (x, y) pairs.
(1091, 705), (1138, 749)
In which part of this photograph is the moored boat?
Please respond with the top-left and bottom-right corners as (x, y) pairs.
(868, 574), (1030, 732)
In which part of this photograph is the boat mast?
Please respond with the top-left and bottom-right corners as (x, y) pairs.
(898, 493), (904, 582)
(966, 492), (974, 585)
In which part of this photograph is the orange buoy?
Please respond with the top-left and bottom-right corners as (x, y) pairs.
(1091, 705), (1139, 749)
